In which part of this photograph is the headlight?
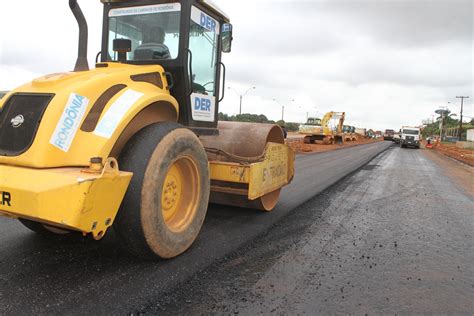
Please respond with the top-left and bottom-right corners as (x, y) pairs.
(0, 91), (8, 100)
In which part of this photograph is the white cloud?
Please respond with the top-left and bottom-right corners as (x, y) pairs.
(0, 65), (40, 91)
(0, 0), (472, 131)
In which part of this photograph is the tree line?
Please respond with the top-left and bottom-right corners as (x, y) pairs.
(218, 113), (301, 132)
(422, 116), (474, 139)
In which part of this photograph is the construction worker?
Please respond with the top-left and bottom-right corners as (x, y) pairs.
(281, 125), (288, 139)
(134, 26), (171, 60)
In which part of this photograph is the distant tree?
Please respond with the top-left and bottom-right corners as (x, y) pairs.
(217, 113), (299, 131)
(443, 116), (459, 128)
(422, 113), (463, 138)
(218, 112), (231, 121)
(285, 123), (300, 132)
(275, 120), (300, 132)
(233, 113), (271, 123)
(276, 120), (285, 126)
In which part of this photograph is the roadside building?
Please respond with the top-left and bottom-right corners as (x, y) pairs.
(467, 128), (474, 142)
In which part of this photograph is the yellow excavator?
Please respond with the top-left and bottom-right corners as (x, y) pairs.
(0, 0), (294, 259)
(350, 126), (358, 141)
(342, 125), (357, 142)
(299, 111), (345, 145)
(343, 125), (352, 142)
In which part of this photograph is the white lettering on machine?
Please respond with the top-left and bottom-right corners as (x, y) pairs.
(50, 93), (89, 152)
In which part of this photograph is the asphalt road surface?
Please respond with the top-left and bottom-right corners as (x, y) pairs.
(0, 141), (391, 314)
(149, 145), (474, 315)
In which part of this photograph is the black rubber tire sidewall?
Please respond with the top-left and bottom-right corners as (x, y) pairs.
(115, 122), (210, 260)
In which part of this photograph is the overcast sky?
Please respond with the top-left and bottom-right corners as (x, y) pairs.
(0, 0), (472, 130)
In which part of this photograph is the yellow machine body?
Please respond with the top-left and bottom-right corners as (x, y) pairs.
(299, 111), (346, 144)
(0, 63), (178, 236)
(299, 121), (331, 136)
(209, 142), (294, 200)
(299, 111), (345, 137)
(0, 63), (294, 236)
(0, 158), (132, 239)
(0, 63), (179, 168)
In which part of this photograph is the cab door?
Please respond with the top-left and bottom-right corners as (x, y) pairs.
(187, 5), (221, 127)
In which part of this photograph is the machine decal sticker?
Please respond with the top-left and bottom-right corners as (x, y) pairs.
(109, 3), (181, 17)
(191, 93), (215, 122)
(0, 191), (11, 207)
(222, 24), (232, 33)
(191, 6), (220, 34)
(94, 89), (144, 139)
(50, 93), (89, 152)
(10, 115), (24, 128)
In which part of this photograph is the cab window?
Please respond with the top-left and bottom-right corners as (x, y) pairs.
(188, 6), (220, 96)
(108, 3), (181, 61)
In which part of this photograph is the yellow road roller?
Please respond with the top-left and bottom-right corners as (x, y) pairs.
(0, 0), (294, 259)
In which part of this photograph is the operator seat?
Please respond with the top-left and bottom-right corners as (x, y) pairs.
(134, 26), (171, 60)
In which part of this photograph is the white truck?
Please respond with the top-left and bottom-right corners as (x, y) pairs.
(400, 126), (421, 149)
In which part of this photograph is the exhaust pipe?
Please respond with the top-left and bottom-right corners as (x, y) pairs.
(69, 0), (89, 71)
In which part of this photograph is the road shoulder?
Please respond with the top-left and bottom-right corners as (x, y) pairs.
(422, 149), (474, 198)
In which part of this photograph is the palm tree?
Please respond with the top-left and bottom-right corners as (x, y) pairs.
(436, 110), (458, 140)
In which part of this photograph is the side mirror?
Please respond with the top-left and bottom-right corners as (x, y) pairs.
(222, 23), (233, 53)
(113, 38), (132, 62)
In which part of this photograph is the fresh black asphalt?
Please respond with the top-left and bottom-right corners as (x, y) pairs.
(0, 141), (391, 314)
(152, 145), (474, 315)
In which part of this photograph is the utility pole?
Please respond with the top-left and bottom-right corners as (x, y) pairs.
(228, 86), (256, 115)
(456, 96), (469, 141)
(273, 99), (294, 122)
(239, 95), (243, 116)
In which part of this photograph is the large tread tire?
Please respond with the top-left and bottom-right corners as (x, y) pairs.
(115, 123), (210, 260)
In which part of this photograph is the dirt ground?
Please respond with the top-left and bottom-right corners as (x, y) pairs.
(427, 142), (474, 167)
(287, 134), (382, 154)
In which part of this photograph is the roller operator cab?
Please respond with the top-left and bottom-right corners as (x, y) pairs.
(0, 0), (295, 259)
(101, 0), (233, 130)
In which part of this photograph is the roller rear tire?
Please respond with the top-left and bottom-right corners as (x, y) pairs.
(115, 123), (210, 260)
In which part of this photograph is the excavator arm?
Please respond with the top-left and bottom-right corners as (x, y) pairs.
(321, 111), (345, 132)
(336, 112), (346, 133)
(320, 111), (335, 129)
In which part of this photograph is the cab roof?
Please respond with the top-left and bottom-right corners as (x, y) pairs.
(100, 0), (230, 22)
(201, 0), (230, 22)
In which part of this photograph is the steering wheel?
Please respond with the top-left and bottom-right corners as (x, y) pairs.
(203, 81), (214, 93)
(192, 82), (207, 95)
